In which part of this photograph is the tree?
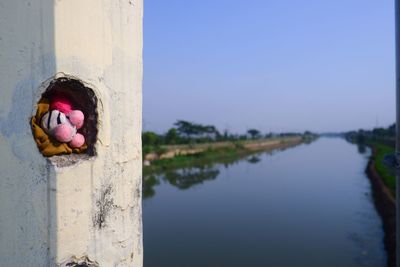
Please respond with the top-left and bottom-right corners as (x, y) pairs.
(201, 125), (220, 140)
(165, 128), (178, 144)
(174, 120), (219, 141)
(142, 131), (160, 146)
(247, 129), (261, 139)
(265, 132), (273, 139)
(174, 120), (198, 138)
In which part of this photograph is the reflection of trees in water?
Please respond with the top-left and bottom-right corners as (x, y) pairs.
(247, 155), (261, 164)
(143, 175), (160, 199)
(164, 167), (220, 190)
(143, 150), (267, 199)
(142, 167), (220, 198)
(219, 152), (262, 169)
(357, 143), (367, 154)
(303, 139), (312, 145)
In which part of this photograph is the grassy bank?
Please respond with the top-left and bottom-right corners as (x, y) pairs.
(364, 142), (396, 267)
(143, 137), (309, 175)
(369, 142), (395, 196)
(144, 146), (249, 175)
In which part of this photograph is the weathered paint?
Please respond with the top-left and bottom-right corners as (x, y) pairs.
(0, 1), (143, 266)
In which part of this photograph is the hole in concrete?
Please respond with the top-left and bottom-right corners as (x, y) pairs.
(60, 256), (99, 267)
(66, 264), (91, 267)
(31, 77), (98, 166)
(42, 77), (98, 155)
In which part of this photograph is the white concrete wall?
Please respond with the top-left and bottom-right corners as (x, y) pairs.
(0, 1), (143, 266)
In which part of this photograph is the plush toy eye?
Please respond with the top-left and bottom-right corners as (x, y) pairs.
(41, 110), (68, 132)
(56, 112), (67, 125)
(48, 110), (62, 128)
(57, 112), (62, 125)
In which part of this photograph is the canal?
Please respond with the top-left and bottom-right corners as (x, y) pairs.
(143, 137), (387, 267)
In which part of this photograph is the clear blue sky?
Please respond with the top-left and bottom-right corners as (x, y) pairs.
(143, 0), (395, 134)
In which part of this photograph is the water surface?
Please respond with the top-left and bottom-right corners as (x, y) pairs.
(143, 138), (386, 267)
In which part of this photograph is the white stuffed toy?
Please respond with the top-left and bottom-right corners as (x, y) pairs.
(40, 94), (85, 148)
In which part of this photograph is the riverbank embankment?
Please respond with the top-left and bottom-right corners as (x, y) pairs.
(143, 136), (308, 175)
(366, 144), (396, 267)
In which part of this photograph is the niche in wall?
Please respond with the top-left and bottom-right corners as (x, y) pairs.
(31, 77), (98, 166)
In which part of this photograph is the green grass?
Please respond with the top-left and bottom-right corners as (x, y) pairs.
(370, 142), (396, 194)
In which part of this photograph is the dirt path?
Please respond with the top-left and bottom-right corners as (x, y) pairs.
(144, 136), (303, 161)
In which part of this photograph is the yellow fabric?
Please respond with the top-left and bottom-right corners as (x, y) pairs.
(31, 98), (87, 157)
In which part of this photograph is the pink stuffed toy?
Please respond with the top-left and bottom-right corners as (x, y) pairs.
(41, 94), (85, 148)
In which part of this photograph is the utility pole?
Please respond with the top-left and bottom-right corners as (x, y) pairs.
(395, 0), (400, 266)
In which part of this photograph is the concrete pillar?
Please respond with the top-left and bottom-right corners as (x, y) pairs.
(0, 1), (143, 266)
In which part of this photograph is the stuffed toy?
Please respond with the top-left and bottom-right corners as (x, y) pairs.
(40, 94), (85, 148)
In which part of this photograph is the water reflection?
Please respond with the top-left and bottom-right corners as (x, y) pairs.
(164, 167), (220, 190)
(143, 146), (298, 199)
(357, 143), (367, 154)
(143, 175), (160, 199)
(143, 167), (220, 198)
(246, 155), (261, 164)
(143, 151), (267, 199)
(143, 138), (387, 267)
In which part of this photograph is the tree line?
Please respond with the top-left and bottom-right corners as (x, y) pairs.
(345, 123), (395, 146)
(143, 120), (314, 151)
